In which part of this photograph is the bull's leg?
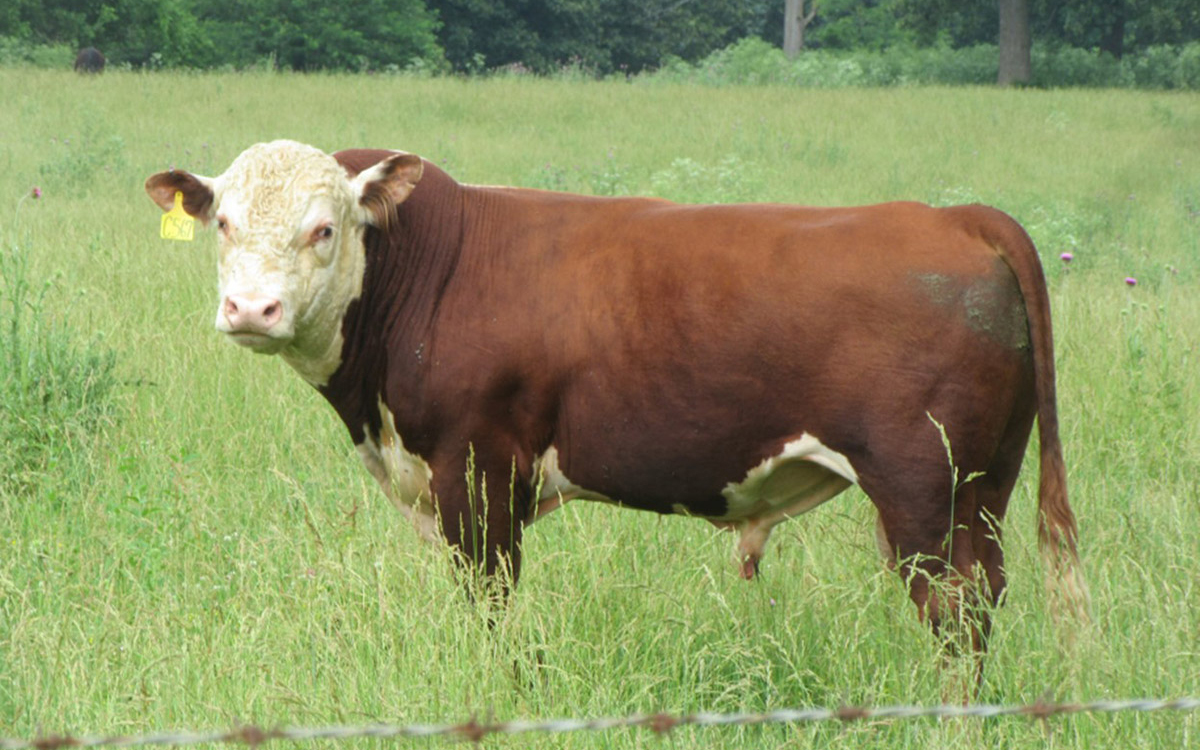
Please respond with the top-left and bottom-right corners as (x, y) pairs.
(431, 448), (529, 597)
(967, 416), (1034, 640)
(970, 488), (1007, 651)
(874, 479), (990, 656)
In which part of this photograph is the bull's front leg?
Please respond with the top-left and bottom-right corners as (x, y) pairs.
(430, 447), (529, 594)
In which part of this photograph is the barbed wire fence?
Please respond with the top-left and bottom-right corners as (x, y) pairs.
(4, 697), (1197, 748)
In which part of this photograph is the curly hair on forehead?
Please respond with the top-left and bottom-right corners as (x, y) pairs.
(220, 141), (357, 225)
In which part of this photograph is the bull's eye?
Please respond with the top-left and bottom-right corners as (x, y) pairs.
(312, 224), (334, 243)
(217, 218), (228, 232)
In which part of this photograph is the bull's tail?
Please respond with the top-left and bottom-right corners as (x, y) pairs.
(975, 205), (1090, 621)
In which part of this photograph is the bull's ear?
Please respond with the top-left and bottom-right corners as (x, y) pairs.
(145, 170), (216, 224)
(352, 152), (424, 227)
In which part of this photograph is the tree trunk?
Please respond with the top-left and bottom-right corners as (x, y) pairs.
(997, 0), (1031, 85)
(783, 0), (817, 59)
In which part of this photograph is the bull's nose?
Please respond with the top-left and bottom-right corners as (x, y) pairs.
(222, 294), (283, 333)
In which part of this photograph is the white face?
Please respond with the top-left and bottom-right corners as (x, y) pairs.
(211, 143), (364, 371)
(147, 140), (423, 385)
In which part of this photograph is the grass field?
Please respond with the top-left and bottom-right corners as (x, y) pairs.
(1, 68), (1199, 748)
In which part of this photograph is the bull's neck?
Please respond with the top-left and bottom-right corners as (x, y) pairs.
(317, 162), (467, 445)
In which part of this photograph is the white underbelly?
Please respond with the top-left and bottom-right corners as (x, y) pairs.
(718, 433), (858, 522)
(528, 433), (857, 525)
(529, 445), (615, 520)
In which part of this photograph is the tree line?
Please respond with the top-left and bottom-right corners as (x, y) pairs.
(1, 0), (1197, 78)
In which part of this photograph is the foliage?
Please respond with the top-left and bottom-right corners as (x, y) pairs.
(196, 0), (443, 71)
(0, 0), (1197, 78)
(426, 0), (764, 75)
(1, 215), (117, 497)
(648, 155), (763, 204)
(804, 0), (915, 51)
(1127, 43), (1200, 89)
(0, 0), (213, 67)
(0, 35), (74, 67)
(894, 0), (1200, 56)
(647, 37), (1200, 90)
(894, 0), (996, 48)
(524, 150), (634, 196)
(0, 0), (441, 70)
(37, 117), (127, 189)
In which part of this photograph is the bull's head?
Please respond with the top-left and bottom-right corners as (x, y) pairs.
(146, 140), (422, 384)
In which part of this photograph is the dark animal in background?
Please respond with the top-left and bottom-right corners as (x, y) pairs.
(74, 48), (105, 74)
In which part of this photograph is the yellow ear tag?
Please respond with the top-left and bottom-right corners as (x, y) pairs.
(160, 191), (195, 241)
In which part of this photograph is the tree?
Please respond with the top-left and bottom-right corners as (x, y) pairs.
(782, 0), (816, 58)
(0, 0), (212, 66)
(895, 0), (995, 47)
(425, 0), (760, 74)
(805, 0), (916, 51)
(998, 0), (1031, 85)
(197, 0), (442, 70)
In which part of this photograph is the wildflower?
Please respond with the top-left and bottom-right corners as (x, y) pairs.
(1059, 252), (1073, 263)
(1124, 276), (1137, 286)
(31, 186), (41, 199)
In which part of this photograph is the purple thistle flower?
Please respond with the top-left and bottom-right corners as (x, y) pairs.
(1124, 276), (1138, 286)
(31, 186), (41, 199)
(1060, 252), (1073, 263)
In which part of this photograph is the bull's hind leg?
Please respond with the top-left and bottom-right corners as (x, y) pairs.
(871, 471), (991, 656)
(968, 404), (1039, 639)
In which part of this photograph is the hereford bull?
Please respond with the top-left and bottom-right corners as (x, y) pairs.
(146, 140), (1085, 652)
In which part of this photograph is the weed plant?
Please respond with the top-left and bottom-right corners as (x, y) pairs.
(1, 195), (117, 497)
(0, 68), (1197, 748)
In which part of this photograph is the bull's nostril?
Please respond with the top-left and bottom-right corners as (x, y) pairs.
(223, 295), (281, 333)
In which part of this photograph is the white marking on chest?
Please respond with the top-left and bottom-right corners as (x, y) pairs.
(529, 446), (614, 521)
(357, 398), (438, 541)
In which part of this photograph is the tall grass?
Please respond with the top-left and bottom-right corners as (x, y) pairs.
(0, 68), (1197, 748)
(1, 193), (117, 499)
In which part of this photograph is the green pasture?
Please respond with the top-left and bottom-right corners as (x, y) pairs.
(1, 69), (1198, 747)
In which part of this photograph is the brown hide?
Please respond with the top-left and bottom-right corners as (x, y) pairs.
(74, 48), (105, 73)
(321, 149), (1082, 647)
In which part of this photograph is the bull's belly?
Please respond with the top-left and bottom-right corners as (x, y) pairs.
(531, 433), (858, 575)
(361, 391), (859, 574)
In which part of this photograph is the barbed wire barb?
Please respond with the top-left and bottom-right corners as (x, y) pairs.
(3, 697), (1198, 750)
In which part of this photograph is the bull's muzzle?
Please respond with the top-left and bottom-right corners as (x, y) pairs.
(218, 293), (288, 350)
